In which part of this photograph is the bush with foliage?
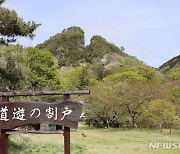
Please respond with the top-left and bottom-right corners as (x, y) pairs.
(0, 45), (62, 91)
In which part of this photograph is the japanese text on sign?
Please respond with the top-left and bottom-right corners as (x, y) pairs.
(0, 101), (82, 130)
(0, 106), (72, 121)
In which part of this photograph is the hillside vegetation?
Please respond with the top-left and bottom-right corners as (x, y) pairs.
(37, 27), (85, 66)
(0, 1), (179, 153)
(36, 27), (142, 68)
(0, 26), (179, 130)
(159, 55), (180, 81)
(159, 55), (180, 73)
(0, 45), (62, 92)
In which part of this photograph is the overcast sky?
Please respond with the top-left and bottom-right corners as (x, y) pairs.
(2, 0), (180, 67)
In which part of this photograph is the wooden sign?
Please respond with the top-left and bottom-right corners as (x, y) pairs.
(0, 101), (82, 130)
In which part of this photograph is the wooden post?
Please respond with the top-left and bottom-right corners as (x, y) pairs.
(0, 131), (8, 154)
(64, 94), (70, 154)
(1, 96), (9, 154)
(64, 127), (70, 154)
(0, 90), (90, 154)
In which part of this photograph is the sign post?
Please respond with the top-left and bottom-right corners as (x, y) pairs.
(0, 90), (90, 154)
(1, 96), (9, 154)
(64, 94), (70, 154)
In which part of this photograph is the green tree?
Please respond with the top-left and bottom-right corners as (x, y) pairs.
(79, 66), (89, 89)
(105, 71), (145, 84)
(26, 48), (62, 90)
(0, 0), (40, 44)
(142, 99), (178, 128)
(0, 45), (62, 91)
(62, 66), (89, 90)
(84, 82), (122, 128)
(104, 66), (156, 84)
(91, 64), (105, 81)
(0, 45), (27, 90)
(115, 81), (163, 128)
(169, 80), (180, 120)
(130, 66), (156, 80)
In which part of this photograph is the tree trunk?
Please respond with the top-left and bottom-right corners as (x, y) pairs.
(88, 119), (91, 126)
(160, 124), (162, 133)
(169, 124), (172, 135)
(140, 124), (142, 129)
(106, 119), (110, 128)
(131, 115), (137, 128)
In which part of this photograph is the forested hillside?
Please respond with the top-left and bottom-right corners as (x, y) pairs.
(1, 25), (180, 129)
(37, 27), (85, 66)
(159, 55), (180, 80)
(36, 26), (150, 89)
(35, 27), (180, 129)
(36, 27), (142, 68)
(159, 55), (180, 72)
(0, 0), (179, 130)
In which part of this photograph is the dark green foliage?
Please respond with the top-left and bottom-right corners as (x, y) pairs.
(91, 64), (105, 81)
(159, 55), (180, 72)
(37, 28), (131, 67)
(0, 0), (40, 44)
(0, 45), (26, 91)
(0, 45), (62, 91)
(79, 66), (89, 89)
(37, 27), (85, 66)
(0, 0), (5, 5)
(0, 68), (20, 90)
(82, 35), (126, 64)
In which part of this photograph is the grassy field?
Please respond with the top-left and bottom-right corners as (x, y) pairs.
(8, 125), (180, 154)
